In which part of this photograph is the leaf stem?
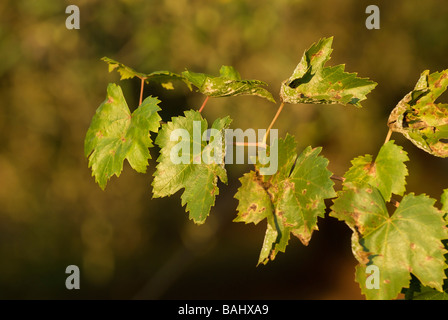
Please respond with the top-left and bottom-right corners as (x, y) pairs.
(198, 96), (210, 113)
(384, 129), (392, 144)
(263, 101), (285, 144)
(139, 77), (146, 106)
(233, 141), (267, 149)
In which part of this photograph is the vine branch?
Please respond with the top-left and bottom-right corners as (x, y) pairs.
(263, 101), (285, 144)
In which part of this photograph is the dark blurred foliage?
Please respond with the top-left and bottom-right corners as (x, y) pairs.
(0, 0), (447, 299)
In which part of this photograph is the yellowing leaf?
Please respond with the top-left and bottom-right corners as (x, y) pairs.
(388, 69), (448, 157)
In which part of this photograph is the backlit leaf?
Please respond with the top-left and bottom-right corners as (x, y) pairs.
(152, 110), (231, 224)
(343, 140), (409, 201)
(102, 57), (188, 89)
(85, 83), (161, 189)
(182, 65), (276, 102)
(331, 183), (448, 300)
(234, 134), (335, 265)
(280, 37), (377, 107)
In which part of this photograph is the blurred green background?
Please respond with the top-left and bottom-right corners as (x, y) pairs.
(1, 0), (448, 299)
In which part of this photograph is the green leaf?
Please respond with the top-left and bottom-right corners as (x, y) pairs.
(331, 183), (448, 300)
(412, 286), (448, 300)
(441, 188), (448, 215)
(85, 83), (161, 189)
(182, 65), (276, 102)
(344, 140), (409, 201)
(280, 37), (377, 107)
(102, 57), (148, 80)
(152, 110), (232, 224)
(234, 134), (336, 265)
(388, 69), (448, 157)
(233, 171), (272, 225)
(101, 57), (188, 89)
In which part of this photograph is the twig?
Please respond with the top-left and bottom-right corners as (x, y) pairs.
(198, 96), (210, 113)
(139, 77), (146, 106)
(262, 101), (285, 144)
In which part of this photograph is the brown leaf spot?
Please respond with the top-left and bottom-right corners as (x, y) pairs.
(249, 204), (257, 211)
(96, 131), (104, 138)
(107, 97), (114, 104)
(384, 279), (391, 284)
(276, 211), (291, 226)
(364, 162), (376, 176)
(434, 74), (446, 88)
(410, 243), (416, 249)
(302, 189), (307, 195)
(426, 255), (434, 261)
(283, 180), (295, 189)
(311, 50), (323, 60)
(295, 230), (311, 246)
(306, 199), (320, 210)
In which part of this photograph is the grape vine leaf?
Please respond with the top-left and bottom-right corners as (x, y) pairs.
(343, 140), (409, 202)
(182, 65), (276, 103)
(412, 286), (448, 300)
(331, 183), (448, 300)
(405, 274), (448, 300)
(85, 83), (162, 190)
(388, 69), (448, 157)
(101, 57), (188, 89)
(152, 110), (231, 224)
(441, 188), (448, 218)
(280, 37), (377, 107)
(234, 134), (336, 265)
